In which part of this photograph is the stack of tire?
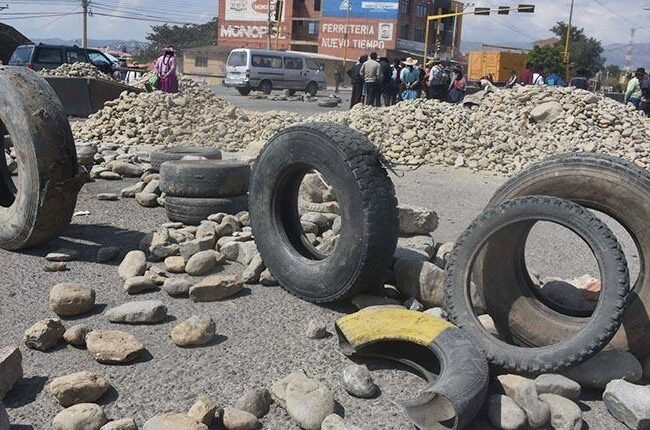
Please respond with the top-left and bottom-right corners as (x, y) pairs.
(445, 152), (650, 373)
(159, 157), (251, 225)
(150, 146), (223, 172)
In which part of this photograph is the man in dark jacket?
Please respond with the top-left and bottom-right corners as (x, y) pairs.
(347, 55), (367, 108)
(378, 57), (392, 106)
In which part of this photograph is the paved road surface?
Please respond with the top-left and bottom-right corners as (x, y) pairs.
(0, 163), (629, 429)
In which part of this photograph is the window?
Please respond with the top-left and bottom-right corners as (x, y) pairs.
(195, 56), (208, 67)
(308, 21), (318, 35)
(314, 0), (321, 11)
(251, 54), (283, 68)
(9, 46), (33, 65)
(35, 48), (62, 64)
(306, 58), (321, 70)
(399, 24), (410, 39)
(87, 51), (111, 67)
(400, 0), (409, 14)
(66, 49), (85, 63)
(416, 2), (427, 17)
(414, 27), (424, 42)
(227, 51), (247, 67)
(284, 57), (304, 70)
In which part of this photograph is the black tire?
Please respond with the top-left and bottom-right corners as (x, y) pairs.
(318, 100), (339, 108)
(150, 147), (222, 172)
(259, 80), (272, 95)
(286, 89), (296, 96)
(249, 123), (398, 303)
(481, 152), (650, 356)
(446, 196), (629, 373)
(0, 67), (83, 250)
(165, 195), (248, 225)
(160, 160), (250, 198)
(306, 82), (318, 97)
(237, 87), (251, 96)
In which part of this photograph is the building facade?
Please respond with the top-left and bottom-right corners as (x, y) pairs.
(218, 0), (464, 62)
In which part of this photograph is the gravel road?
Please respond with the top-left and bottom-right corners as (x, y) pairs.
(0, 163), (630, 429)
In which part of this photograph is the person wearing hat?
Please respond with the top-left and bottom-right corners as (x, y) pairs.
(427, 59), (446, 101)
(154, 45), (178, 93)
(400, 57), (420, 101)
(448, 65), (466, 103)
(624, 67), (645, 110)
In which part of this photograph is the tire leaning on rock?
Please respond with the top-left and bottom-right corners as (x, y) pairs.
(0, 66), (83, 250)
(479, 152), (650, 357)
(249, 122), (398, 303)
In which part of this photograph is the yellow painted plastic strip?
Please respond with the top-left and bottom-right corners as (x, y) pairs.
(336, 307), (455, 348)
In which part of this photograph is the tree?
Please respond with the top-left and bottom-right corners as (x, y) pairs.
(135, 18), (217, 62)
(527, 44), (565, 75)
(550, 21), (604, 75)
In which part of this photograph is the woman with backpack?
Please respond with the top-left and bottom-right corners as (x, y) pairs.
(448, 66), (466, 103)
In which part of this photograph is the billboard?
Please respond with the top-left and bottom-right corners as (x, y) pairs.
(223, 0), (279, 21)
(318, 17), (396, 59)
(322, 0), (399, 19)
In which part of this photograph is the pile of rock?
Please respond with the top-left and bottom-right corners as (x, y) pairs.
(39, 62), (113, 80)
(307, 86), (650, 174)
(71, 79), (301, 153)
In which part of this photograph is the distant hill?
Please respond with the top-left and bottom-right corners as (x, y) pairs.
(33, 38), (148, 53)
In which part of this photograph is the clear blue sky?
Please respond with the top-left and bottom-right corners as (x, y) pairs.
(2, 0), (649, 45)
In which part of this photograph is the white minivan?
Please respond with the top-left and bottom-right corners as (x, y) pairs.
(224, 48), (327, 96)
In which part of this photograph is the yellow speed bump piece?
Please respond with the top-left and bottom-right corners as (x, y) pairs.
(336, 306), (454, 348)
(335, 306), (489, 430)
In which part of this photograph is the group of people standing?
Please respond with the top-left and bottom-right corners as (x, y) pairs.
(505, 62), (590, 90)
(347, 53), (466, 109)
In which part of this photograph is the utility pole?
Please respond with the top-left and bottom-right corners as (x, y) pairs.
(563, 0), (574, 81)
(82, 0), (89, 48)
(625, 28), (636, 72)
(267, 0), (272, 50)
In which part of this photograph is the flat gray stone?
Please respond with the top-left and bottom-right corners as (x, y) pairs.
(106, 301), (167, 324)
(285, 372), (335, 430)
(0, 346), (22, 399)
(86, 330), (145, 364)
(539, 393), (582, 430)
(222, 407), (258, 430)
(187, 394), (217, 426)
(189, 275), (243, 302)
(163, 278), (192, 297)
(487, 394), (527, 430)
(164, 256), (185, 273)
(535, 374), (581, 400)
(118, 251), (147, 280)
(52, 403), (107, 430)
(123, 276), (158, 295)
(49, 283), (96, 317)
(170, 316), (215, 347)
(100, 418), (138, 430)
(321, 414), (362, 430)
(63, 325), (92, 347)
(342, 365), (378, 398)
(46, 249), (79, 262)
(142, 413), (208, 430)
(185, 250), (221, 276)
(398, 205), (438, 235)
(235, 388), (273, 418)
(48, 371), (111, 407)
(393, 259), (446, 307)
(135, 192), (159, 207)
(111, 161), (143, 177)
(496, 374), (550, 428)
(24, 318), (65, 351)
(180, 237), (215, 261)
(603, 379), (650, 430)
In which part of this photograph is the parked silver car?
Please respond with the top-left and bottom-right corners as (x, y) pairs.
(224, 48), (327, 96)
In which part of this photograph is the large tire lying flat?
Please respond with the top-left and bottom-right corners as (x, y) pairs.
(150, 147), (222, 172)
(165, 195), (248, 225)
(446, 196), (629, 373)
(481, 152), (650, 357)
(0, 67), (83, 250)
(249, 123), (398, 303)
(159, 160), (250, 198)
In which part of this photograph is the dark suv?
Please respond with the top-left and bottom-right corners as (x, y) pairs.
(8, 43), (115, 75)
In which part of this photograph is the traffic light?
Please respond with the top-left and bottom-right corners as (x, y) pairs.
(474, 7), (490, 15)
(498, 6), (510, 15)
(518, 4), (534, 13)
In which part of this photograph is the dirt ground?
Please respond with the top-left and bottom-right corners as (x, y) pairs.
(0, 163), (629, 429)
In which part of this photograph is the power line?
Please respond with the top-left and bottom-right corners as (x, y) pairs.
(0, 11), (81, 19)
(91, 11), (204, 25)
(592, 0), (642, 28)
(490, 16), (537, 40)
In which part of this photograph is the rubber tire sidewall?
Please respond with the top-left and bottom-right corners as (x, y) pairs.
(483, 153), (650, 356)
(159, 160), (251, 198)
(165, 195), (249, 225)
(446, 196), (629, 373)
